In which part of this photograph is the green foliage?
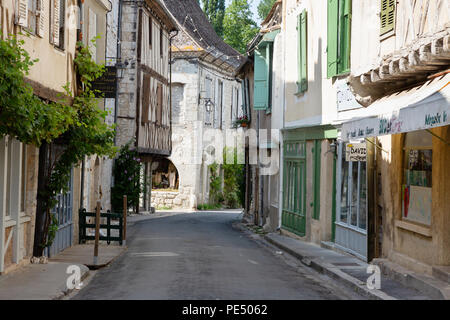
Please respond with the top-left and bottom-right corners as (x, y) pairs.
(223, 0), (259, 54)
(202, 0), (226, 38)
(208, 162), (223, 205)
(111, 142), (142, 212)
(257, 0), (276, 21)
(0, 33), (116, 251)
(222, 147), (245, 208)
(44, 214), (59, 249)
(197, 203), (222, 211)
(40, 41), (116, 249)
(156, 205), (172, 211)
(0, 33), (75, 145)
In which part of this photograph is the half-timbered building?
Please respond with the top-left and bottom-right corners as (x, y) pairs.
(149, 0), (246, 210)
(116, 0), (177, 211)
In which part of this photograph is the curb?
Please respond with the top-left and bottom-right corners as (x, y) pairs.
(261, 233), (395, 300)
(372, 259), (448, 300)
(235, 222), (395, 300)
(54, 264), (90, 300)
(85, 246), (128, 270)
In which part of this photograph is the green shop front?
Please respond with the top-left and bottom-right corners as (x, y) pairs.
(281, 126), (338, 241)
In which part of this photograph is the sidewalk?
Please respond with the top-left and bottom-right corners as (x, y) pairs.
(0, 244), (126, 300)
(238, 223), (445, 300)
(0, 262), (89, 300)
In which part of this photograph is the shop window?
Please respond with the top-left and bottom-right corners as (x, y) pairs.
(402, 131), (432, 226)
(338, 142), (367, 231)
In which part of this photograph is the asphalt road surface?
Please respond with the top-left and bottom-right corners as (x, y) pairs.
(73, 211), (360, 300)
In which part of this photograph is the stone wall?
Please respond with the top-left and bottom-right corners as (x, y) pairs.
(170, 57), (243, 210)
(151, 189), (195, 210)
(116, 1), (138, 148)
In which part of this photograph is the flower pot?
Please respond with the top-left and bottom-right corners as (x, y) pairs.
(241, 123), (248, 128)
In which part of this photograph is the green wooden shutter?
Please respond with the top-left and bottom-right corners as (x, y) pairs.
(297, 10), (308, 93)
(327, 0), (339, 78)
(380, 0), (396, 36)
(254, 49), (269, 110)
(338, 0), (352, 74)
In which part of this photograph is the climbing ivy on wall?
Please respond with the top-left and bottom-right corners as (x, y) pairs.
(111, 142), (142, 213)
(0, 33), (117, 255)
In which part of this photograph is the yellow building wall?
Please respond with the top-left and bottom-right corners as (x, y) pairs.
(379, 126), (450, 274)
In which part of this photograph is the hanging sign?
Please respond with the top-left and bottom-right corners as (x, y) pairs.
(346, 143), (367, 162)
(91, 66), (117, 98)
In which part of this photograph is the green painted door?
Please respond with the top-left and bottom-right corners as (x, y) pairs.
(282, 141), (306, 236)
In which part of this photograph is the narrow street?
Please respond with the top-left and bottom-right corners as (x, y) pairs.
(73, 211), (360, 300)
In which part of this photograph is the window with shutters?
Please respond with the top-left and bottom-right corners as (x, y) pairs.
(16, 0), (44, 36)
(380, 0), (396, 36)
(297, 9), (307, 94)
(26, 0), (37, 34)
(50, 0), (65, 49)
(327, 0), (352, 78)
(253, 43), (272, 110)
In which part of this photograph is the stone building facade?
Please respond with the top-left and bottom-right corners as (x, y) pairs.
(157, 0), (246, 209)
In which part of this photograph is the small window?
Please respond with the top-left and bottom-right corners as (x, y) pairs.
(58, 0), (65, 49)
(27, 0), (37, 34)
(402, 131), (432, 226)
(297, 9), (307, 93)
(380, 0), (396, 36)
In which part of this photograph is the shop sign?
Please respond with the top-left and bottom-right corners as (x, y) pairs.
(345, 143), (367, 162)
(342, 100), (449, 141)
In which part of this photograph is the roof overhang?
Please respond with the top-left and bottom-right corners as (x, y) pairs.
(340, 74), (450, 141)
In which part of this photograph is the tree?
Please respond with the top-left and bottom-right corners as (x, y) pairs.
(201, 0), (226, 38)
(257, 0), (276, 21)
(223, 0), (259, 54)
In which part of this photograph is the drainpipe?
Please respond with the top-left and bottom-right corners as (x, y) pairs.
(114, 0), (123, 145)
(169, 29), (178, 152)
(278, 1), (287, 231)
(78, 0), (84, 210)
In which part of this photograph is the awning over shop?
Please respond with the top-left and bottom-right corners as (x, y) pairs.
(341, 74), (450, 141)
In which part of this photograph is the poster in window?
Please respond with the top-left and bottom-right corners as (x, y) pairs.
(403, 185), (432, 226)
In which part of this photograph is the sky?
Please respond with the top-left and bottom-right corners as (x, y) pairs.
(225, 0), (262, 24)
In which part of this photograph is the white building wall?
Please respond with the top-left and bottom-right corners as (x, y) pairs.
(168, 58), (242, 209)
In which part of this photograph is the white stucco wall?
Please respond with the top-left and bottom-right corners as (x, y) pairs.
(170, 58), (242, 208)
(283, 0), (338, 128)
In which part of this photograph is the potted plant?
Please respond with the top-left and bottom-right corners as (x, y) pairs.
(233, 115), (250, 128)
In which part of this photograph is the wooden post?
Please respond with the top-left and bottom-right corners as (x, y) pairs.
(123, 195), (127, 246)
(93, 201), (101, 265)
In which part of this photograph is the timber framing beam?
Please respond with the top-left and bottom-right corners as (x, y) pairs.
(349, 33), (450, 106)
